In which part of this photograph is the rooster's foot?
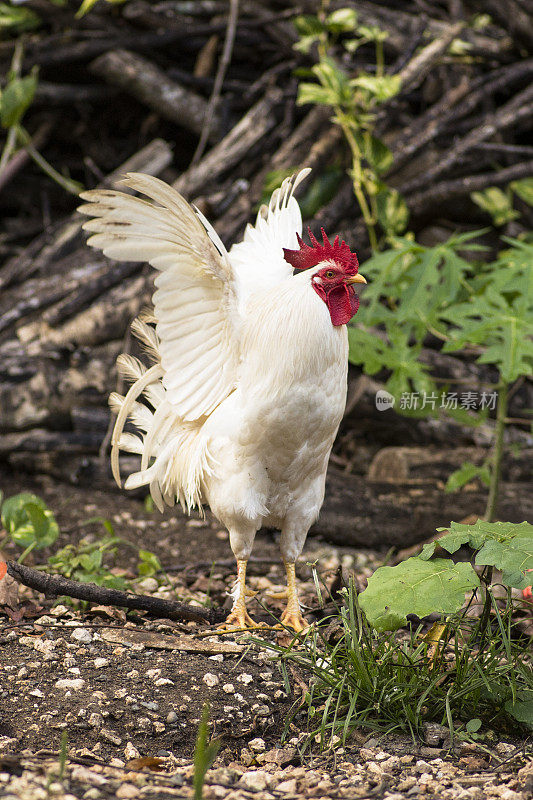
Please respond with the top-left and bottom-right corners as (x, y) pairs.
(280, 607), (310, 633)
(218, 603), (260, 631)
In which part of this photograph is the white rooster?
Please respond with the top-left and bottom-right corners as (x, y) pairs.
(78, 170), (366, 631)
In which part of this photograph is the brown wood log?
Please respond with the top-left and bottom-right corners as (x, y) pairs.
(313, 468), (533, 548)
(173, 88), (282, 198)
(90, 49), (221, 141)
(0, 138), (172, 293)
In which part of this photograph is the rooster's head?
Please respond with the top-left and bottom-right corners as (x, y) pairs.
(283, 228), (366, 326)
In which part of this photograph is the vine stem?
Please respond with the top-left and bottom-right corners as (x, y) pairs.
(485, 381), (508, 522)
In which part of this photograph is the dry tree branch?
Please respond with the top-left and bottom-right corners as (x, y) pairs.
(5, 561), (226, 626)
(190, 0), (240, 166)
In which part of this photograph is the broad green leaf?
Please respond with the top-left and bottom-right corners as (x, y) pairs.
(465, 718), (482, 733)
(1, 492), (59, 549)
(504, 698), (533, 729)
(0, 70), (38, 128)
(475, 536), (533, 589)
(359, 556), (480, 631)
(436, 519), (533, 548)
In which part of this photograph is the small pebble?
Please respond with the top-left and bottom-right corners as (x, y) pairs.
(248, 737), (266, 753)
(55, 678), (85, 691)
(70, 628), (93, 644)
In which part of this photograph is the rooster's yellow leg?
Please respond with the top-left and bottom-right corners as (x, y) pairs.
(280, 561), (309, 632)
(218, 559), (259, 630)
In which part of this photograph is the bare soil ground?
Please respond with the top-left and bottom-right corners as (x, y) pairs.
(1, 468), (532, 800)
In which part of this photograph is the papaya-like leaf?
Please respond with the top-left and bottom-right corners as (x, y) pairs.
(359, 557), (480, 632)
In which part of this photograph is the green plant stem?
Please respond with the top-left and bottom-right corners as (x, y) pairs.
(477, 567), (494, 650)
(316, 0), (378, 250)
(376, 39), (384, 78)
(0, 125), (18, 176)
(485, 382), (508, 522)
(15, 125), (83, 196)
(336, 112), (378, 250)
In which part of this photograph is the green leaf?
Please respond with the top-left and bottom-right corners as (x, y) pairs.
(355, 133), (393, 174)
(471, 187), (519, 227)
(465, 718), (482, 733)
(0, 70), (38, 128)
(326, 8), (358, 33)
(504, 699), (533, 729)
(431, 520), (533, 589)
(137, 549), (162, 578)
(511, 178), (533, 206)
(350, 74), (401, 103)
(0, 2), (41, 33)
(445, 461), (490, 493)
(359, 556), (480, 631)
(356, 24), (388, 42)
(297, 82), (337, 107)
(376, 187), (409, 234)
(76, 0), (101, 17)
(293, 14), (324, 37)
(1, 492), (59, 549)
(476, 536), (533, 589)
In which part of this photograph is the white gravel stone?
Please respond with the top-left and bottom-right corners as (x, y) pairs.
(222, 683), (235, 694)
(146, 668), (161, 679)
(155, 678), (174, 686)
(203, 673), (219, 687)
(55, 678), (85, 691)
(124, 742), (140, 760)
(93, 658), (109, 669)
(70, 628), (93, 643)
(237, 673), (253, 685)
(238, 770), (271, 791)
(248, 738), (266, 753)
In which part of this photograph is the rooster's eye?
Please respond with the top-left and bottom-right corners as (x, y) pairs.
(325, 270), (335, 279)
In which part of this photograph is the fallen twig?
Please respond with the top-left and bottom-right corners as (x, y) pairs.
(408, 159), (533, 217)
(5, 561), (226, 625)
(190, 0), (239, 165)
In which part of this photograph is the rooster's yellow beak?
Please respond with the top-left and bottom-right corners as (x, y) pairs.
(346, 273), (367, 285)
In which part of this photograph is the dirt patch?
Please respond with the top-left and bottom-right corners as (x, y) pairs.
(0, 469), (532, 799)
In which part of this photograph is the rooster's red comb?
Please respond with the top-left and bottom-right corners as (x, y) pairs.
(283, 227), (359, 275)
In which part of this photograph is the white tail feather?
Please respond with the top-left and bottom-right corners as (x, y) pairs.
(110, 363), (164, 486)
(108, 315), (212, 512)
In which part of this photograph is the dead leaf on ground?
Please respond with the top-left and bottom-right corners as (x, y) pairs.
(0, 560), (19, 609)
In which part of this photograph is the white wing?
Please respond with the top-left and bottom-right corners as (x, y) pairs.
(78, 172), (240, 422)
(229, 168), (311, 310)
